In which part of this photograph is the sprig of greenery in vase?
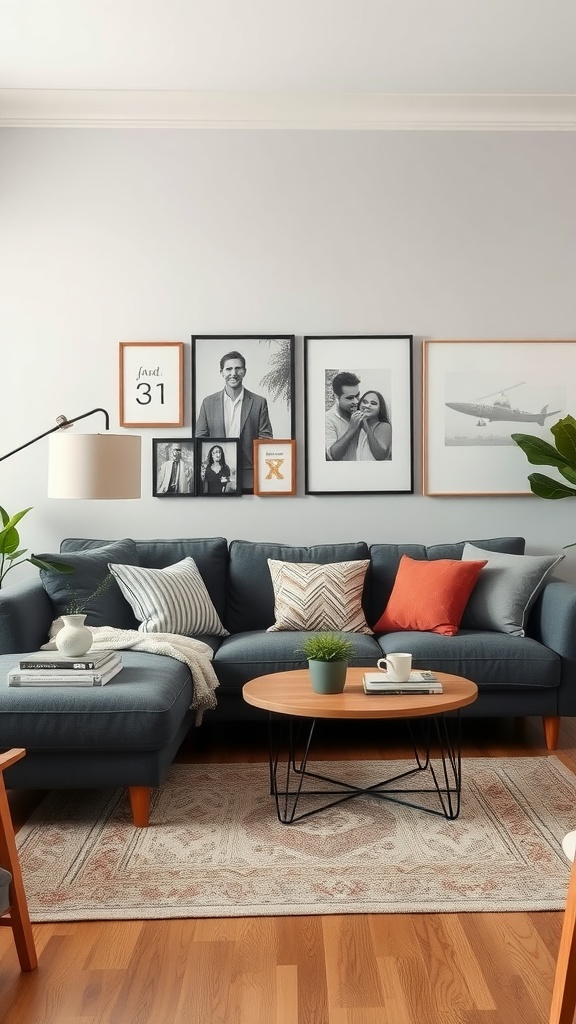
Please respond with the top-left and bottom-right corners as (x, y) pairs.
(62, 572), (115, 614)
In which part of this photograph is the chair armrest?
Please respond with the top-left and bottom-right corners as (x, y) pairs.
(0, 578), (54, 654)
(0, 750), (25, 772)
(528, 580), (576, 714)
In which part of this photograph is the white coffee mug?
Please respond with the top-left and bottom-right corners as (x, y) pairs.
(377, 652), (412, 682)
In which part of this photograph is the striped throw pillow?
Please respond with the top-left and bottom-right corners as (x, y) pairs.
(108, 557), (228, 637)
(266, 559), (372, 633)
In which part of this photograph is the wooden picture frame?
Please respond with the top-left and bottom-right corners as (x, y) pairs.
(304, 335), (414, 494)
(423, 339), (575, 495)
(195, 438), (242, 497)
(152, 438), (196, 497)
(120, 342), (184, 427)
(253, 439), (296, 496)
(191, 335), (295, 493)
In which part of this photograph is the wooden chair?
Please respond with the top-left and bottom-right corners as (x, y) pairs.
(550, 830), (576, 1023)
(0, 748), (37, 971)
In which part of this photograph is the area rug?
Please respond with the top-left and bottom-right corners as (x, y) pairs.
(15, 757), (575, 921)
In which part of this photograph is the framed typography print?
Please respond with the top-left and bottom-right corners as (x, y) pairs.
(195, 438), (242, 496)
(192, 335), (295, 493)
(253, 439), (297, 496)
(120, 342), (184, 427)
(304, 335), (413, 494)
(153, 438), (196, 497)
(423, 339), (576, 495)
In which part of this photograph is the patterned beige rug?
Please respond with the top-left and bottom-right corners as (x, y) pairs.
(16, 757), (575, 921)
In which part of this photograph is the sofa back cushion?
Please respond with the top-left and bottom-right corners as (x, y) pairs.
(43, 537), (141, 629)
(368, 536), (526, 629)
(227, 540), (370, 632)
(60, 537), (229, 629)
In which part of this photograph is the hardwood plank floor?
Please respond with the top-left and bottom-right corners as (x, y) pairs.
(1, 714), (574, 1024)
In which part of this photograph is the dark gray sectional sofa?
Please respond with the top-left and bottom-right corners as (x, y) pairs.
(0, 534), (574, 826)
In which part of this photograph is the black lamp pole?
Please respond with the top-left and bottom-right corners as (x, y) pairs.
(0, 408), (110, 463)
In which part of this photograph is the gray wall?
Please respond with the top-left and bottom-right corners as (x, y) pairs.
(2, 128), (576, 579)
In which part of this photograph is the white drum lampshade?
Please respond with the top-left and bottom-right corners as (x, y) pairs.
(48, 433), (141, 499)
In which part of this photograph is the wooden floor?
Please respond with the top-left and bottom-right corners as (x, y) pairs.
(2, 714), (576, 1024)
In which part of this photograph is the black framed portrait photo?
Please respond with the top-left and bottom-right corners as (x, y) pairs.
(195, 438), (242, 497)
(192, 335), (295, 493)
(304, 335), (414, 494)
(152, 438), (196, 497)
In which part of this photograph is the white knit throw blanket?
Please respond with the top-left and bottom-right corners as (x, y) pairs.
(43, 623), (219, 725)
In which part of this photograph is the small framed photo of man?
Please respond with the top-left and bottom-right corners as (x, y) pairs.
(153, 439), (196, 497)
(195, 438), (242, 497)
(192, 335), (295, 493)
(304, 335), (414, 494)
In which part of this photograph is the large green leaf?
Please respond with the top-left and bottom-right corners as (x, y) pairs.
(560, 465), (576, 486)
(28, 556), (75, 574)
(528, 472), (576, 499)
(510, 433), (573, 469)
(551, 416), (576, 463)
(0, 525), (21, 555)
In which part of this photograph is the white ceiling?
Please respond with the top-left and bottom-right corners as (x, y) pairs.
(2, 0), (576, 128)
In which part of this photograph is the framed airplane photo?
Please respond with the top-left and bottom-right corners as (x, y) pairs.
(422, 339), (576, 495)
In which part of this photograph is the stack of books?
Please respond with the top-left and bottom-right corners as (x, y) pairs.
(363, 670), (443, 695)
(8, 651), (123, 687)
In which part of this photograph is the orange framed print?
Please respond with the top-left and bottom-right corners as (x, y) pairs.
(423, 339), (575, 495)
(253, 439), (296, 496)
(119, 342), (184, 427)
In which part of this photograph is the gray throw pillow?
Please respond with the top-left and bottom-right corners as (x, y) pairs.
(39, 538), (140, 629)
(460, 542), (564, 636)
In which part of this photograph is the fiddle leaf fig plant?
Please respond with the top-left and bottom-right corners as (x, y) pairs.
(0, 506), (75, 588)
(511, 414), (576, 546)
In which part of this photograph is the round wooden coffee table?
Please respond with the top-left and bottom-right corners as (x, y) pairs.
(243, 668), (478, 824)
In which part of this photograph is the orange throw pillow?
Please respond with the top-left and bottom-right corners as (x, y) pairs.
(373, 555), (488, 636)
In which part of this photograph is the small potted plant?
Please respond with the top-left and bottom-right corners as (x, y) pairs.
(296, 632), (356, 694)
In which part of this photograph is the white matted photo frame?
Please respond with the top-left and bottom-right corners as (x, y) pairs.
(423, 339), (576, 495)
(120, 342), (184, 427)
(304, 335), (413, 495)
(191, 335), (295, 493)
(195, 438), (242, 497)
(253, 439), (296, 496)
(152, 438), (195, 497)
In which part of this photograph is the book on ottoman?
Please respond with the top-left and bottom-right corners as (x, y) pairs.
(8, 652), (123, 687)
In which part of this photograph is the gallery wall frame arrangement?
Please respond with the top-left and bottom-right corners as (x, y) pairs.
(253, 439), (297, 496)
(191, 335), (295, 493)
(304, 335), (414, 495)
(196, 438), (242, 497)
(152, 438), (195, 497)
(422, 339), (576, 496)
(120, 342), (184, 428)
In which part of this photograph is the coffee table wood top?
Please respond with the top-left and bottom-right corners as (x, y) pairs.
(243, 668), (477, 720)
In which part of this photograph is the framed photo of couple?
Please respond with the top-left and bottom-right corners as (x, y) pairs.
(304, 335), (414, 494)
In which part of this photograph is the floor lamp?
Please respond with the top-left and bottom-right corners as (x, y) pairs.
(1, 408), (141, 499)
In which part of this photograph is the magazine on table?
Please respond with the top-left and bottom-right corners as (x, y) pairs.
(363, 670), (443, 695)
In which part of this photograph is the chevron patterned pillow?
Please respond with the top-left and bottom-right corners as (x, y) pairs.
(266, 558), (372, 633)
(108, 557), (229, 637)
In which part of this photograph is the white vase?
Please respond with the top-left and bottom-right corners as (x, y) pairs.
(55, 614), (93, 657)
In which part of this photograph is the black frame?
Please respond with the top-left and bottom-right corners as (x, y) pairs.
(152, 438), (196, 497)
(191, 335), (295, 493)
(304, 334), (414, 495)
(195, 438), (242, 497)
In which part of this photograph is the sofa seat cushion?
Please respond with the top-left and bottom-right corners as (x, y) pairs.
(214, 630), (382, 690)
(0, 652), (193, 750)
(377, 630), (560, 689)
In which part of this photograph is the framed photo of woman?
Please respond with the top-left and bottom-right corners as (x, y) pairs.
(195, 438), (242, 497)
(304, 335), (414, 494)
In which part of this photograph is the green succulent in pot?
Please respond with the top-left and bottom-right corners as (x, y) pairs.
(0, 506), (74, 588)
(512, 414), (576, 547)
(296, 632), (356, 695)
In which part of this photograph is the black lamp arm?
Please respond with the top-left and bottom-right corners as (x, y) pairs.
(0, 408), (111, 463)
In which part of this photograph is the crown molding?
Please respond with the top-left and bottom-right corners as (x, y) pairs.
(1, 91), (576, 130)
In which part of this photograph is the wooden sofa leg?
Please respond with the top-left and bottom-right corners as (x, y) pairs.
(128, 786), (151, 827)
(543, 716), (561, 751)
